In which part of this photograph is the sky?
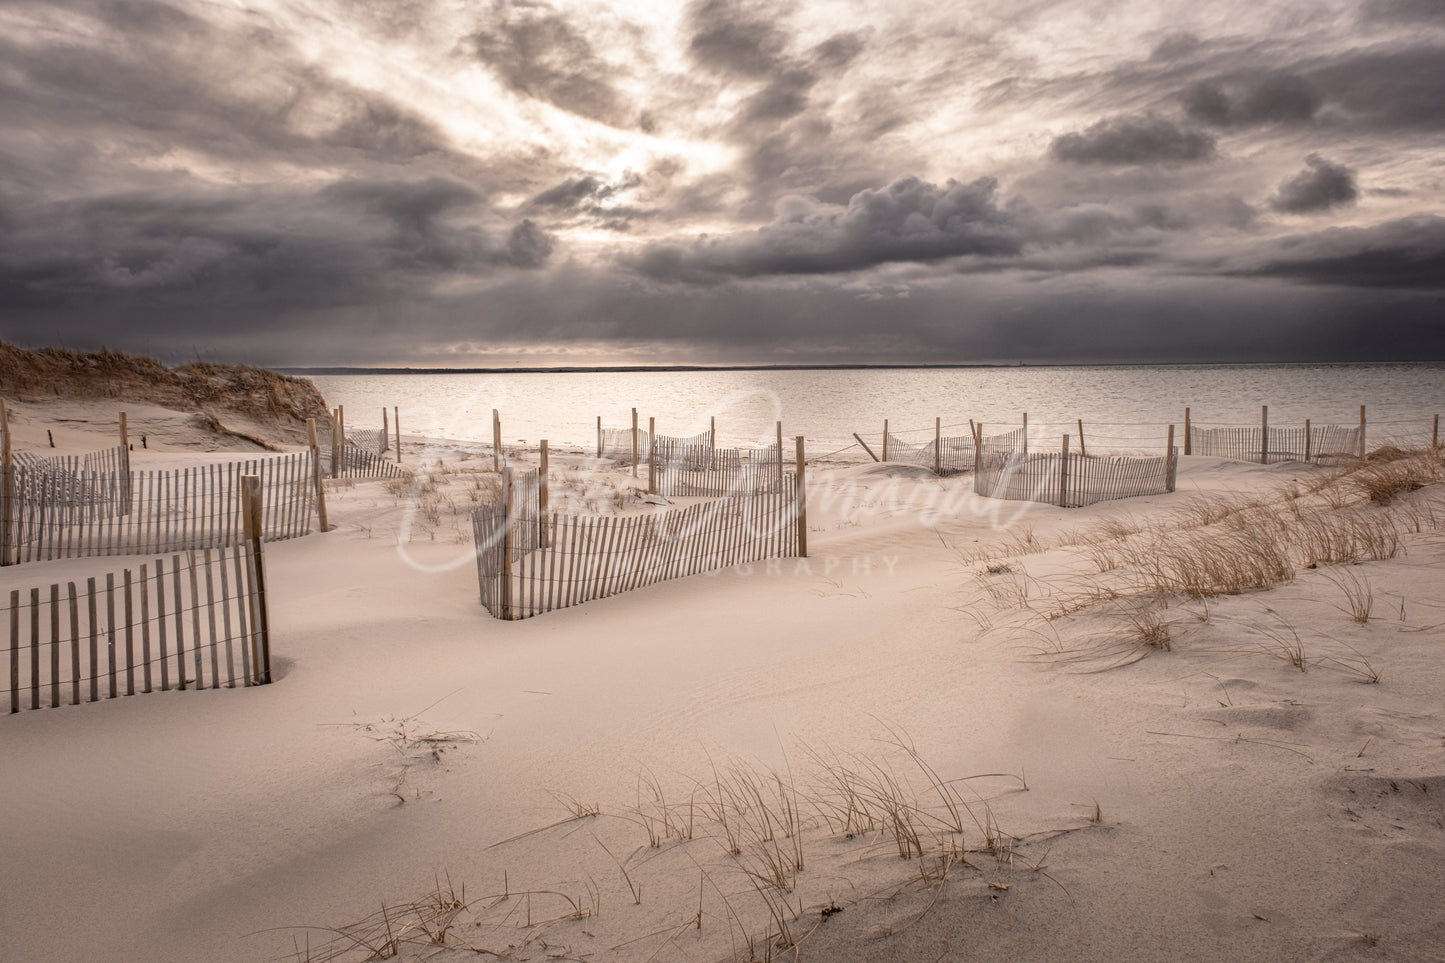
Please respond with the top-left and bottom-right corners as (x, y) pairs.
(1, 0), (1443, 367)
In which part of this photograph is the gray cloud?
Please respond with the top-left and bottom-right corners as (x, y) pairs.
(630, 176), (1020, 281)
(467, 3), (637, 129)
(2, 0), (1443, 366)
(1237, 215), (1445, 289)
(1050, 115), (1217, 165)
(0, 8), (452, 174)
(1361, 0), (1445, 24)
(686, 0), (792, 77)
(0, 177), (553, 329)
(1307, 45), (1445, 132)
(1181, 74), (1321, 127)
(1269, 155), (1359, 214)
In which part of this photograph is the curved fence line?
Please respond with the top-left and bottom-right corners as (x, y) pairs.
(3, 453), (315, 563)
(975, 448), (1178, 508)
(652, 440), (785, 497)
(881, 426), (1025, 474)
(323, 426), (409, 480)
(1188, 424), (1362, 464)
(3, 543), (272, 713)
(473, 471), (801, 620)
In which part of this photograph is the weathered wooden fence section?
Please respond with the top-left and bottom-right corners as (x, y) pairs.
(1187, 424), (1362, 464)
(600, 425), (650, 461)
(4, 477), (274, 714)
(3, 453), (314, 563)
(652, 440), (784, 497)
(976, 446), (1178, 507)
(474, 460), (805, 621)
(876, 423), (1024, 474)
(324, 427), (409, 480)
(14, 443), (129, 478)
(1185, 405), (1367, 465)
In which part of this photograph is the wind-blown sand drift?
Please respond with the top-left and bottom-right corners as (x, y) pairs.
(1, 396), (1443, 963)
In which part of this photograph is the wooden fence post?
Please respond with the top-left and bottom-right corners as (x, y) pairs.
(381, 407), (389, 452)
(1022, 413), (1028, 455)
(493, 409), (502, 472)
(240, 475), (271, 685)
(1058, 434), (1070, 508)
(1166, 424), (1177, 492)
(1434, 414), (1439, 449)
(1077, 419), (1087, 457)
(394, 406), (401, 463)
(631, 408), (638, 477)
(882, 419), (888, 462)
(330, 408), (340, 478)
(795, 436), (807, 558)
(539, 441), (549, 549)
(935, 417), (942, 474)
(338, 405), (346, 476)
(306, 418), (329, 533)
(500, 468), (514, 620)
(1260, 405), (1269, 465)
(597, 416), (603, 458)
(973, 422), (983, 476)
(119, 411), (132, 515)
(1304, 419), (1312, 462)
(1360, 405), (1367, 459)
(648, 418), (657, 494)
(1183, 407), (1191, 455)
(776, 421), (783, 486)
(854, 434), (880, 462)
(0, 398), (12, 567)
(710, 415), (716, 469)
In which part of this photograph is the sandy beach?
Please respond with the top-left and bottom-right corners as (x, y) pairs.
(1, 394), (1442, 963)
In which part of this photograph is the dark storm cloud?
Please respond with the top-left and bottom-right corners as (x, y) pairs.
(686, 0), (792, 77)
(1307, 45), (1445, 132)
(1235, 215), (1445, 290)
(1180, 74), (1321, 127)
(1269, 155), (1359, 214)
(504, 220), (554, 268)
(1151, 33), (1206, 61)
(1049, 115), (1217, 165)
(0, 177), (553, 324)
(1361, 0), (1445, 24)
(630, 176), (1020, 282)
(467, 3), (637, 129)
(675, 8), (911, 214)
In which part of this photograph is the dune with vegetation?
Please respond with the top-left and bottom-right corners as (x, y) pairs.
(1, 356), (1443, 963)
(0, 340), (330, 449)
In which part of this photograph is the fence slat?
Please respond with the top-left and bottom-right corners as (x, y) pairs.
(122, 571), (135, 697)
(86, 578), (98, 703)
(139, 564), (152, 693)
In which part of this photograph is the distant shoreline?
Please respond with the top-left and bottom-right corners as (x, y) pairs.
(279, 360), (1440, 376)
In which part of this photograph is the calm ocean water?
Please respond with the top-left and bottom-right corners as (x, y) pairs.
(308, 364), (1443, 458)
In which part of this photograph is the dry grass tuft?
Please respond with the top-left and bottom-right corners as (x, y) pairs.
(998, 445), (1444, 673)
(1323, 567), (1374, 623)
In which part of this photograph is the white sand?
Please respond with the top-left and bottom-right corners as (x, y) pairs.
(1, 398), (1442, 962)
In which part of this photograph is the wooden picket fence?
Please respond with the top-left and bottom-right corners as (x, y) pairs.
(2, 453), (315, 564)
(4, 477), (274, 714)
(324, 427), (409, 480)
(651, 439), (786, 497)
(976, 447), (1178, 507)
(1187, 424), (1362, 465)
(474, 468), (804, 620)
(600, 425), (650, 462)
(882, 426), (1023, 474)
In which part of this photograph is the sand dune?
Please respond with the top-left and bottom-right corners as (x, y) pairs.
(1, 397), (1442, 962)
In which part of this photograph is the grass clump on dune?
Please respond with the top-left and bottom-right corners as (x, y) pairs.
(969, 446), (1445, 668)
